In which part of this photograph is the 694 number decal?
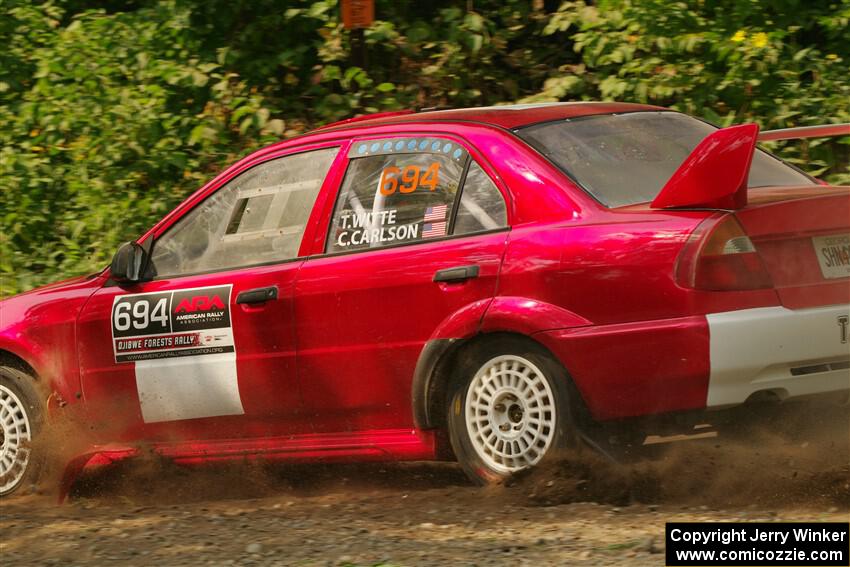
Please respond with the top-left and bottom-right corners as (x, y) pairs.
(112, 293), (172, 338)
(379, 162), (440, 196)
(113, 295), (170, 335)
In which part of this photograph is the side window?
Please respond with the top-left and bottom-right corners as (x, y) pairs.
(327, 138), (468, 253)
(453, 161), (507, 235)
(151, 147), (338, 277)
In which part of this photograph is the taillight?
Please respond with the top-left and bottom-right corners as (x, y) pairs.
(676, 214), (773, 290)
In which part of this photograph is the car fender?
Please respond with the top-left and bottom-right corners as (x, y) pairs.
(0, 335), (43, 378)
(411, 296), (592, 429)
(429, 298), (493, 340)
(0, 273), (104, 403)
(0, 326), (82, 407)
(480, 296), (592, 335)
(411, 299), (491, 429)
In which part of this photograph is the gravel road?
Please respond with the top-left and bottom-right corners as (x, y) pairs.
(2, 409), (848, 566)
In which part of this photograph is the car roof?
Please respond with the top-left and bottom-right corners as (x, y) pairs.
(312, 102), (667, 133)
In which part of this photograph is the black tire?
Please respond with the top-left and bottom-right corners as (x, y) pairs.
(446, 336), (578, 485)
(0, 365), (44, 497)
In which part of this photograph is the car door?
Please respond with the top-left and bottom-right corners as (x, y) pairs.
(295, 135), (510, 433)
(76, 145), (343, 443)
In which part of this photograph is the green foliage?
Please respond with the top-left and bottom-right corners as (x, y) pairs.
(1, 0), (847, 295)
(0, 0), (281, 293)
(528, 0), (850, 181)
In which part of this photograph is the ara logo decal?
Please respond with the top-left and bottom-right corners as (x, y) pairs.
(169, 285), (232, 333)
(174, 295), (225, 314)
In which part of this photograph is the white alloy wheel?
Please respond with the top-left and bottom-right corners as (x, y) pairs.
(0, 383), (33, 494)
(464, 354), (557, 473)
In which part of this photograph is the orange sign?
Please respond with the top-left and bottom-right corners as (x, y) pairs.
(341, 0), (374, 29)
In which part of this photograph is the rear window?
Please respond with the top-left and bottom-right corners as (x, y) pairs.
(516, 111), (815, 208)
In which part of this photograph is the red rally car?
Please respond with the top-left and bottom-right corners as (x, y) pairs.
(1, 103), (848, 496)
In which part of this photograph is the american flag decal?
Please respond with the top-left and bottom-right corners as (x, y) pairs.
(422, 222), (447, 238)
(423, 204), (448, 222)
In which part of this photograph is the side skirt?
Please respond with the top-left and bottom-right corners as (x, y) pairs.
(58, 429), (438, 502)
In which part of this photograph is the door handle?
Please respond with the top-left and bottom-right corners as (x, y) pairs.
(236, 285), (279, 305)
(433, 265), (480, 283)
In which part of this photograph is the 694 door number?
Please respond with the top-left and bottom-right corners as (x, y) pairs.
(112, 292), (172, 338)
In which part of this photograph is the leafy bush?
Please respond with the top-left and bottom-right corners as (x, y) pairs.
(528, 0), (849, 181)
(1, 0), (847, 295)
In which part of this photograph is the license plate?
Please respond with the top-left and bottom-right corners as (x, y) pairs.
(812, 234), (850, 279)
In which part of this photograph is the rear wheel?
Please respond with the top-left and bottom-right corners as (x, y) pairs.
(0, 366), (43, 496)
(447, 337), (576, 484)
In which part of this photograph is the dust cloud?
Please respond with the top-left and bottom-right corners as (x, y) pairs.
(13, 401), (849, 512)
(515, 403), (849, 509)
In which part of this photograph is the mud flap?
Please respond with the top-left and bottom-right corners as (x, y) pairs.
(57, 447), (139, 504)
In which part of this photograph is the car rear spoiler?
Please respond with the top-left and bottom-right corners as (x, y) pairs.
(757, 123), (850, 142)
(651, 122), (850, 210)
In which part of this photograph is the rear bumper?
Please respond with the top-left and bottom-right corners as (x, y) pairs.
(706, 305), (850, 408)
(535, 304), (849, 421)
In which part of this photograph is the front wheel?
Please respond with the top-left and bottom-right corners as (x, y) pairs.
(0, 365), (43, 496)
(447, 337), (576, 485)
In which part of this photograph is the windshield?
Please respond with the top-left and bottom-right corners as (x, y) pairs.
(516, 111), (815, 208)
